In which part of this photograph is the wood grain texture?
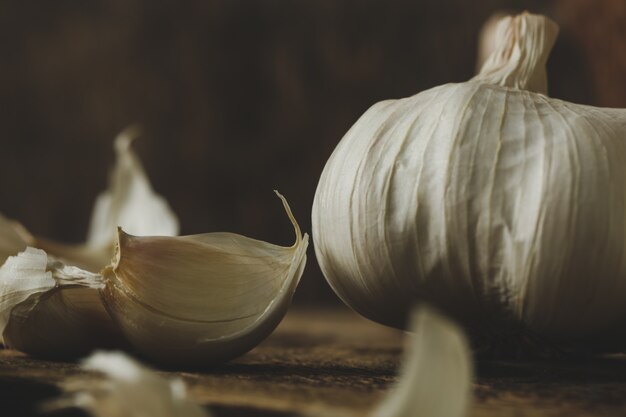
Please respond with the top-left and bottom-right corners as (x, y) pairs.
(1, 307), (626, 416)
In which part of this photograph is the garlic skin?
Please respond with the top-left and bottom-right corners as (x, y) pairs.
(101, 192), (308, 365)
(312, 13), (626, 349)
(372, 307), (472, 417)
(0, 248), (125, 357)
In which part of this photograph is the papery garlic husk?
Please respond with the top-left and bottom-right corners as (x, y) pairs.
(49, 351), (211, 417)
(372, 307), (472, 417)
(32, 126), (180, 272)
(312, 12), (626, 351)
(0, 248), (126, 358)
(101, 192), (308, 365)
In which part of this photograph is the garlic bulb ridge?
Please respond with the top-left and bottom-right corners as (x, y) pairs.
(102, 191), (308, 365)
(312, 12), (626, 350)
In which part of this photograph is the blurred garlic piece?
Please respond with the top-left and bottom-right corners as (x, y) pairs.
(0, 247), (125, 357)
(87, 125), (179, 248)
(101, 191), (308, 365)
(52, 351), (210, 417)
(33, 126), (179, 272)
(372, 307), (472, 417)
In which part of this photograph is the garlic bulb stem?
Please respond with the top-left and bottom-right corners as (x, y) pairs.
(472, 12), (558, 94)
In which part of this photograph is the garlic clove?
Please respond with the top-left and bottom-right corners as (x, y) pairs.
(372, 307), (473, 417)
(101, 191), (308, 365)
(0, 247), (126, 357)
(86, 125), (179, 249)
(50, 351), (211, 417)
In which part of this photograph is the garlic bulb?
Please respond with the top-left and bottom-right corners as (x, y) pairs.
(0, 248), (125, 357)
(312, 12), (626, 349)
(101, 192), (308, 365)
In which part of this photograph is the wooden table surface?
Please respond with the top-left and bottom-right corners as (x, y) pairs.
(1, 307), (626, 417)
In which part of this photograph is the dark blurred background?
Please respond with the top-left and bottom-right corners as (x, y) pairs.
(0, 0), (624, 304)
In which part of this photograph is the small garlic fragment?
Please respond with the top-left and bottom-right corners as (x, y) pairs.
(0, 248), (125, 357)
(101, 191), (308, 365)
(50, 351), (211, 417)
(372, 307), (472, 417)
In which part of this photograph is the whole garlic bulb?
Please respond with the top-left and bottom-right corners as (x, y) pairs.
(101, 192), (308, 365)
(312, 13), (626, 349)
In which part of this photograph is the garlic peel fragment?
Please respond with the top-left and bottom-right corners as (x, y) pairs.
(0, 248), (125, 357)
(102, 191), (308, 365)
(0, 247), (56, 344)
(372, 307), (472, 417)
(472, 12), (558, 94)
(87, 125), (180, 249)
(51, 351), (211, 417)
